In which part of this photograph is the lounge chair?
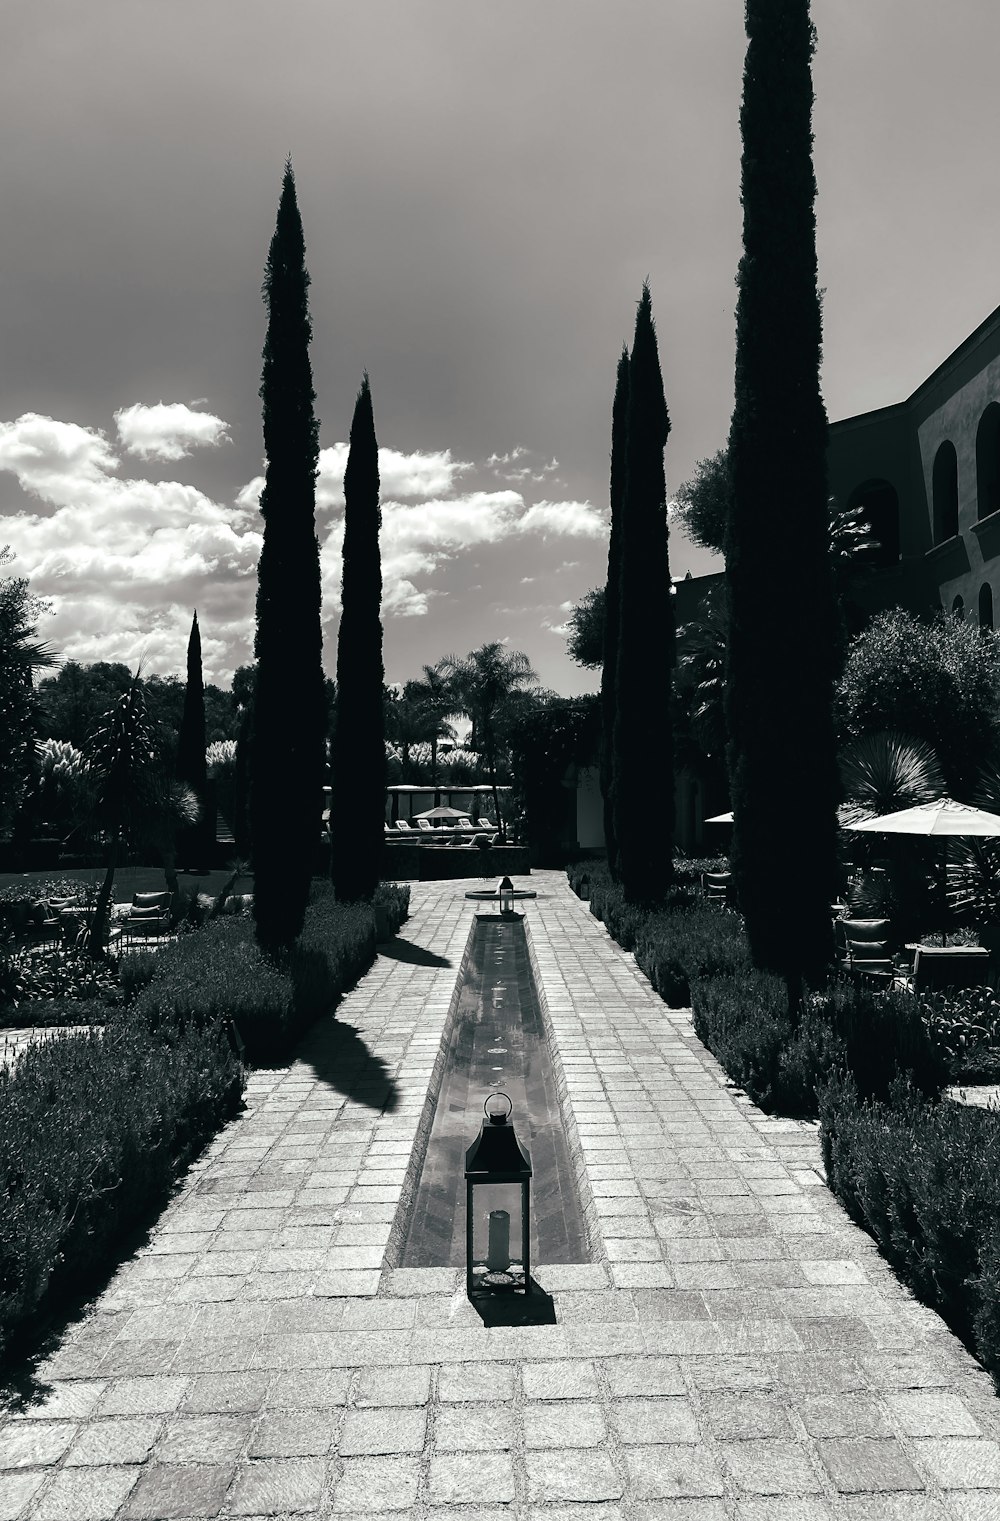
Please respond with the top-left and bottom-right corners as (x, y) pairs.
(911, 945), (990, 993)
(394, 818), (413, 831)
(121, 891), (172, 945)
(702, 871), (732, 904)
(416, 818), (434, 832)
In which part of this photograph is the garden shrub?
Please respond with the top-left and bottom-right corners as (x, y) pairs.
(133, 916), (294, 1064)
(372, 881), (411, 934)
(118, 949), (160, 1004)
(133, 883), (380, 1064)
(819, 1072), (1000, 1383)
(917, 985), (1000, 1083)
(691, 974), (946, 1118)
(636, 901), (750, 1006)
(0, 1008), (243, 1359)
(0, 995), (110, 1031)
(0, 943), (121, 1018)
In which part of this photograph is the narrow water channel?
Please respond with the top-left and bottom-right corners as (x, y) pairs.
(399, 915), (588, 1267)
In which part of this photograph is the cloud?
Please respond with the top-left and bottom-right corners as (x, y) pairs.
(315, 444), (472, 509)
(114, 402), (230, 461)
(0, 413), (119, 507)
(518, 499), (606, 538)
(0, 412), (260, 683)
(487, 447), (560, 484)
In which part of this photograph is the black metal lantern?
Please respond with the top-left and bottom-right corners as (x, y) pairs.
(498, 876), (515, 916)
(465, 1091), (532, 1297)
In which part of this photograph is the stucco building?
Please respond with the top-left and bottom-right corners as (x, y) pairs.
(828, 299), (1000, 628)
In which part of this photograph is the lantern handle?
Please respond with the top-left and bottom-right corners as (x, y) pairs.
(484, 1090), (513, 1123)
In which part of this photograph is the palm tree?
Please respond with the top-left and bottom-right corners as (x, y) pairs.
(84, 675), (199, 957)
(441, 644), (538, 841)
(403, 663), (458, 788)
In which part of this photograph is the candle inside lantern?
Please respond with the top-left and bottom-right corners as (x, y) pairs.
(486, 1209), (511, 1272)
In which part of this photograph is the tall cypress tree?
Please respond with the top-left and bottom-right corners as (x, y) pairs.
(612, 285), (674, 905)
(176, 609), (208, 863)
(251, 161), (325, 954)
(725, 0), (838, 995)
(330, 375), (384, 901)
(600, 347), (629, 880)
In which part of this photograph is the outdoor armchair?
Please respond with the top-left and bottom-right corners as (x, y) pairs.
(121, 891), (172, 945)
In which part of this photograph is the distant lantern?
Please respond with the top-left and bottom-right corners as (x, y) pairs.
(465, 1091), (532, 1298)
(498, 876), (515, 916)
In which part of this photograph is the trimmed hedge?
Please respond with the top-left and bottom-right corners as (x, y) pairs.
(132, 886), (380, 1064)
(692, 973), (946, 1117)
(0, 1007), (243, 1359)
(820, 1073), (1000, 1382)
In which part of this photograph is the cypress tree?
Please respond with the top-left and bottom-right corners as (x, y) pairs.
(251, 161), (325, 954)
(330, 374), (385, 901)
(725, 0), (839, 996)
(175, 609), (208, 864)
(612, 285), (674, 905)
(600, 347), (629, 880)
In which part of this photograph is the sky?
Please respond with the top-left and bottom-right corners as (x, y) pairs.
(3, 1), (1000, 697)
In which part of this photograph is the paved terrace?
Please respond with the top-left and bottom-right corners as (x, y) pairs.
(2, 871), (1000, 1520)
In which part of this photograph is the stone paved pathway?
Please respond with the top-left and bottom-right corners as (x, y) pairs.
(2, 871), (1000, 1520)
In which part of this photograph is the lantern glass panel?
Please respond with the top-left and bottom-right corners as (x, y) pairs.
(469, 1180), (525, 1290)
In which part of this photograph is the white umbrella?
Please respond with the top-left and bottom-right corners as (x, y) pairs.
(704, 811), (733, 824)
(412, 805), (472, 821)
(845, 799), (1000, 837)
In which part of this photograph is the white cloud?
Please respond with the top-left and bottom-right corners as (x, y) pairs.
(315, 443), (471, 509)
(518, 499), (606, 538)
(0, 412), (259, 683)
(114, 402), (230, 461)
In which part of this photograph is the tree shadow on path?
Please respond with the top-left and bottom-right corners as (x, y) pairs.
(377, 936), (452, 968)
(300, 1017), (401, 1113)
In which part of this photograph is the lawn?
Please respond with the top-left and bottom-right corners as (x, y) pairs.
(0, 865), (254, 903)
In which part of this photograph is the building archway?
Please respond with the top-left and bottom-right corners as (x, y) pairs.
(933, 441), (959, 543)
(846, 479), (900, 566)
(980, 583), (994, 630)
(977, 404), (1000, 520)
(952, 595), (965, 619)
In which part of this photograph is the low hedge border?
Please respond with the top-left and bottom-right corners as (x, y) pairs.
(0, 1007), (244, 1361)
(820, 1073), (1000, 1382)
(571, 860), (998, 1386)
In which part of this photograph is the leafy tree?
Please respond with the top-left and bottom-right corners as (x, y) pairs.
(675, 582), (729, 767)
(673, 449), (730, 553)
(600, 348), (629, 878)
(251, 161), (326, 955)
(330, 375), (385, 902)
(612, 285), (674, 904)
(837, 608), (1000, 800)
(509, 695), (601, 865)
(566, 587), (605, 670)
(443, 643), (539, 840)
(231, 664), (255, 857)
(84, 678), (198, 957)
(0, 548), (55, 834)
(725, 0), (839, 998)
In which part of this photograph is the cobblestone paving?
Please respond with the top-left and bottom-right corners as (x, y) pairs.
(2, 872), (999, 1519)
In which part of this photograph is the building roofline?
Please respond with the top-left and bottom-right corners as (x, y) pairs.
(831, 298), (1000, 432)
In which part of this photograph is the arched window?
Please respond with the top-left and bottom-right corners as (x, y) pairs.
(846, 479), (900, 566)
(976, 404), (1000, 520)
(980, 583), (994, 630)
(933, 441), (959, 543)
(953, 595), (965, 619)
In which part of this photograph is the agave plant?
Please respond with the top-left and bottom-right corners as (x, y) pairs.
(838, 730), (945, 823)
(839, 731), (946, 936)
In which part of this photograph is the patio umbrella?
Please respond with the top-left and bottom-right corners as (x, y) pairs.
(845, 797), (1000, 941)
(704, 811), (733, 824)
(412, 805), (472, 821)
(845, 799), (1000, 836)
